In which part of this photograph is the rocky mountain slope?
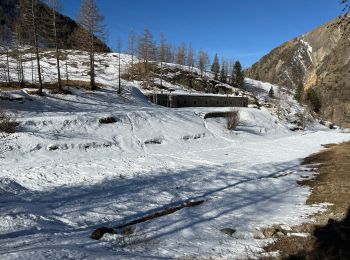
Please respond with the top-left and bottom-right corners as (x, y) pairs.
(246, 18), (350, 127)
(0, 0), (110, 52)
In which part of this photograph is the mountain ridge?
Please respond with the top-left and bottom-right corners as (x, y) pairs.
(0, 0), (110, 52)
(246, 17), (350, 127)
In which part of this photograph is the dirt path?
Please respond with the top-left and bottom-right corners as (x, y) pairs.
(264, 141), (350, 259)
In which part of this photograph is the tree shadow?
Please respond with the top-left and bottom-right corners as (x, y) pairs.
(288, 207), (350, 259)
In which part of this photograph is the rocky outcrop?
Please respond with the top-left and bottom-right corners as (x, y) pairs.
(246, 18), (350, 127)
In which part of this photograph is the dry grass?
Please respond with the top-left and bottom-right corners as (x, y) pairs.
(264, 141), (350, 259)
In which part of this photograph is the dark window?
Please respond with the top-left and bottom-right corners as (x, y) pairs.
(217, 101), (219, 104)
(194, 100), (197, 105)
(184, 100), (187, 104)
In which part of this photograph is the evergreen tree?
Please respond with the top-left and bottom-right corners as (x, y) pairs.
(306, 89), (321, 113)
(268, 86), (274, 98)
(211, 54), (220, 80)
(232, 61), (245, 89)
(294, 82), (304, 102)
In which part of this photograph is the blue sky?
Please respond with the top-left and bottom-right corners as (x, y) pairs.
(61, 0), (343, 67)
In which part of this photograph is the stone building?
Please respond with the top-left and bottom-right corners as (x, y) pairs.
(146, 93), (248, 108)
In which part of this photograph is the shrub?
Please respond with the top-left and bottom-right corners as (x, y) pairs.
(0, 111), (17, 133)
(99, 117), (117, 124)
(226, 108), (240, 130)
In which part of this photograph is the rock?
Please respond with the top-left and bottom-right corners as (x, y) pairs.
(263, 225), (287, 238)
(99, 117), (117, 124)
(47, 144), (59, 151)
(90, 227), (116, 240)
(220, 228), (236, 236)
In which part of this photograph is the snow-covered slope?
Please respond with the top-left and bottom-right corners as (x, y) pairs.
(1, 50), (350, 259)
(1, 82), (350, 259)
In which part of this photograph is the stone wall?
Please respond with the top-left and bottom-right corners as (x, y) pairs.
(147, 94), (248, 108)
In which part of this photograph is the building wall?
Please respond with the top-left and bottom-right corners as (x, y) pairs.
(147, 94), (248, 108)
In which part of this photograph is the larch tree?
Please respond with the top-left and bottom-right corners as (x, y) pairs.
(198, 50), (209, 78)
(219, 59), (227, 83)
(187, 43), (195, 71)
(175, 42), (186, 66)
(0, 27), (12, 83)
(138, 28), (155, 87)
(46, 0), (63, 91)
(77, 0), (106, 90)
(116, 36), (122, 94)
(12, 21), (24, 86)
(211, 54), (220, 80)
(21, 0), (43, 94)
(128, 30), (135, 81)
(158, 33), (166, 88)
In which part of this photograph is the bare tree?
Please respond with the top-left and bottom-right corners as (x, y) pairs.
(198, 50), (209, 78)
(77, 0), (106, 90)
(187, 42), (195, 71)
(138, 28), (155, 87)
(158, 33), (166, 88)
(13, 22), (24, 86)
(0, 27), (12, 84)
(175, 42), (186, 66)
(128, 30), (135, 81)
(21, 0), (44, 94)
(46, 0), (63, 91)
(116, 36), (122, 94)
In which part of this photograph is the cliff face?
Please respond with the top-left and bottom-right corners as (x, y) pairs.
(246, 18), (350, 127)
(0, 0), (110, 52)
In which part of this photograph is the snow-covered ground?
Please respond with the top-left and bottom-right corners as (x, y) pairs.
(1, 51), (350, 259)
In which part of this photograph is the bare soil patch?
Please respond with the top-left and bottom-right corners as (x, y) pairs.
(264, 141), (350, 259)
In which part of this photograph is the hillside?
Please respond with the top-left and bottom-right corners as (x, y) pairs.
(246, 18), (350, 127)
(0, 0), (110, 52)
(1, 49), (349, 258)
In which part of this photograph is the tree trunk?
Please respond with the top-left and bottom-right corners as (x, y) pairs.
(32, 0), (43, 95)
(90, 34), (95, 90)
(118, 53), (121, 94)
(6, 49), (10, 83)
(160, 60), (163, 88)
(52, 8), (62, 91)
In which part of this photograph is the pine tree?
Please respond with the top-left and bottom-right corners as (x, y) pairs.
(232, 61), (245, 89)
(306, 89), (321, 113)
(294, 82), (304, 102)
(77, 0), (106, 90)
(211, 54), (220, 80)
(268, 86), (274, 98)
